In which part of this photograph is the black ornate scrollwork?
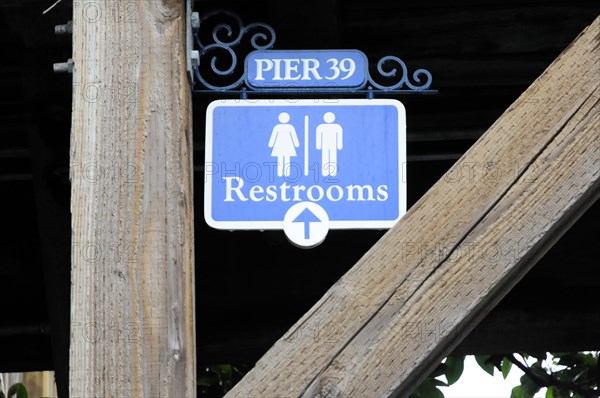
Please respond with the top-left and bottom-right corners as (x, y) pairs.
(191, 10), (435, 96)
(367, 56), (433, 91)
(193, 10), (276, 91)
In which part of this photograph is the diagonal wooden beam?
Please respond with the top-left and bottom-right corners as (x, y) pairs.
(227, 16), (600, 398)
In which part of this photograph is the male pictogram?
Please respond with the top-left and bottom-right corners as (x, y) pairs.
(316, 112), (343, 176)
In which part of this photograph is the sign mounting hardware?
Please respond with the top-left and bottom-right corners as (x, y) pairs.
(191, 10), (435, 247)
(189, 10), (437, 98)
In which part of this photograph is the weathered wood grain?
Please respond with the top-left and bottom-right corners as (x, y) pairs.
(226, 16), (600, 398)
(69, 1), (196, 396)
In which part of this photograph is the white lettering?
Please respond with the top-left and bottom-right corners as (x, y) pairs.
(254, 59), (273, 81)
(302, 59), (322, 80)
(283, 59), (301, 80)
(292, 185), (306, 201)
(266, 185), (277, 202)
(347, 185), (374, 201)
(272, 59), (283, 80)
(377, 185), (388, 201)
(222, 180), (390, 203)
(249, 185), (264, 201)
(307, 185), (324, 201)
(326, 185), (343, 201)
(254, 58), (326, 81)
(224, 176), (247, 202)
(280, 181), (291, 201)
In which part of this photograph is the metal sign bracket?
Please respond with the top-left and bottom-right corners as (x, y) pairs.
(187, 9), (437, 98)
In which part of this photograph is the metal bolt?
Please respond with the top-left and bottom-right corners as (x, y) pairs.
(191, 50), (200, 68)
(53, 58), (73, 73)
(191, 12), (200, 29)
(55, 20), (72, 35)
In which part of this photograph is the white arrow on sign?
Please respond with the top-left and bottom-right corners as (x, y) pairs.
(283, 202), (329, 248)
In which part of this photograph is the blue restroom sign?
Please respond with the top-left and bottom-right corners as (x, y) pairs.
(204, 99), (407, 248)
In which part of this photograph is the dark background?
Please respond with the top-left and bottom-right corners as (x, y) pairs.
(0, 1), (598, 396)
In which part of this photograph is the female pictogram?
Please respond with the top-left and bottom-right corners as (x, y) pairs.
(268, 112), (300, 177)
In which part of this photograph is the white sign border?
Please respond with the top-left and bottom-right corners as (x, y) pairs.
(204, 98), (407, 231)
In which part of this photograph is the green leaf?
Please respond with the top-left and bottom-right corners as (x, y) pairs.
(501, 357), (512, 379)
(557, 365), (588, 383)
(545, 386), (558, 398)
(488, 355), (504, 372)
(578, 352), (596, 367)
(475, 355), (495, 376)
(7, 384), (28, 398)
(431, 378), (448, 387)
(444, 355), (465, 385)
(412, 379), (445, 398)
(429, 363), (447, 378)
(510, 385), (530, 398)
(519, 374), (541, 396)
(529, 363), (548, 380)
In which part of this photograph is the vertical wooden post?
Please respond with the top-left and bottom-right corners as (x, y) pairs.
(69, 1), (195, 396)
